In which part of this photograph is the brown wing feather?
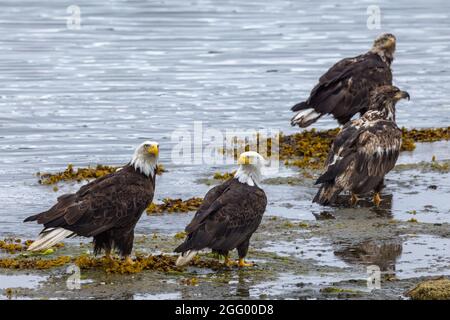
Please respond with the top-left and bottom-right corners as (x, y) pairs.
(355, 122), (402, 177)
(175, 179), (267, 253)
(316, 120), (401, 188)
(184, 178), (233, 233)
(26, 165), (155, 237)
(293, 52), (392, 125)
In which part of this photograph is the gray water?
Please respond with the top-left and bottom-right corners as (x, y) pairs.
(0, 1), (449, 238)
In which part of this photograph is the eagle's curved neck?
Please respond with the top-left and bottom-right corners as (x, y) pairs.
(365, 100), (396, 122)
(370, 48), (394, 66)
(234, 165), (261, 187)
(130, 155), (157, 177)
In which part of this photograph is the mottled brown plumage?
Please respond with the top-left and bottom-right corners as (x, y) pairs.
(24, 141), (159, 259)
(175, 152), (267, 266)
(291, 33), (396, 127)
(313, 85), (409, 206)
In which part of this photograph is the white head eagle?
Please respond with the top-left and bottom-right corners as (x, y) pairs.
(234, 151), (265, 187)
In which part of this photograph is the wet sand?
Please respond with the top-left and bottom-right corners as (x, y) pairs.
(0, 0), (449, 300)
(1, 142), (449, 300)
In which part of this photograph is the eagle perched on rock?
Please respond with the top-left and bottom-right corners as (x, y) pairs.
(291, 33), (396, 127)
(313, 85), (409, 206)
(175, 151), (267, 267)
(24, 141), (159, 264)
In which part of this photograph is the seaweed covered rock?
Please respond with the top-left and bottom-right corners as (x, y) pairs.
(0, 238), (62, 254)
(406, 278), (450, 300)
(280, 127), (449, 168)
(213, 171), (236, 181)
(37, 164), (166, 185)
(280, 128), (338, 169)
(0, 253), (223, 274)
(146, 197), (203, 214)
(0, 256), (72, 269)
(37, 164), (118, 185)
(0, 238), (26, 254)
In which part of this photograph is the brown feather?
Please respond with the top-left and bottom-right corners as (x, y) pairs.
(24, 165), (155, 256)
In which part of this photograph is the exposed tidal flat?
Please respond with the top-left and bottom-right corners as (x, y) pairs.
(1, 140), (449, 300)
(0, 0), (450, 299)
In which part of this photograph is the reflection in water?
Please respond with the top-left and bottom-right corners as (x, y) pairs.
(176, 270), (252, 299)
(134, 292), (181, 300)
(334, 239), (403, 275)
(316, 193), (394, 218)
(332, 194), (393, 210)
(235, 271), (250, 298)
(312, 211), (335, 220)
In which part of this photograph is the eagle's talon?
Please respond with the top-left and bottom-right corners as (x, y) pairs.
(373, 192), (382, 207)
(350, 193), (359, 206)
(238, 258), (253, 268)
(224, 256), (237, 267)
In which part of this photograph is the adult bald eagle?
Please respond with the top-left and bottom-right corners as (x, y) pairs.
(24, 141), (159, 264)
(291, 33), (396, 127)
(174, 151), (267, 267)
(313, 85), (409, 206)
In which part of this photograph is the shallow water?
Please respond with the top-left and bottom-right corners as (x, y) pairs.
(1, 0), (450, 236)
(0, 0), (449, 299)
(0, 274), (47, 290)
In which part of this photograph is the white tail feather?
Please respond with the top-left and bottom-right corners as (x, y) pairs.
(291, 108), (321, 126)
(27, 228), (74, 251)
(175, 250), (198, 267)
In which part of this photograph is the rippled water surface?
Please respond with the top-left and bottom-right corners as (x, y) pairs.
(0, 1), (449, 238)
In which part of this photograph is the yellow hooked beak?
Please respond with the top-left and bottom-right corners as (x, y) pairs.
(147, 144), (159, 156)
(394, 90), (410, 101)
(237, 154), (251, 165)
(385, 38), (396, 49)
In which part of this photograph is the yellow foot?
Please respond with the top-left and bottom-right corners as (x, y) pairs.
(238, 258), (253, 268)
(224, 256), (237, 267)
(350, 193), (359, 206)
(124, 256), (134, 265)
(373, 192), (382, 207)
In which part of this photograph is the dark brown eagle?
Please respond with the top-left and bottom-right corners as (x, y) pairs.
(24, 141), (159, 264)
(313, 85), (409, 206)
(174, 151), (267, 267)
(291, 33), (396, 127)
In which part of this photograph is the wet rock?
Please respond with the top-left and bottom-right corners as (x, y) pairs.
(313, 211), (336, 220)
(406, 278), (450, 300)
(146, 197), (203, 214)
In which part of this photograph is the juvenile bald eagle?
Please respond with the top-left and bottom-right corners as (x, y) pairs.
(313, 85), (409, 206)
(24, 141), (159, 264)
(174, 151), (267, 267)
(291, 33), (396, 127)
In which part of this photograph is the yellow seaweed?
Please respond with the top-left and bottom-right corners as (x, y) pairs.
(146, 197), (203, 214)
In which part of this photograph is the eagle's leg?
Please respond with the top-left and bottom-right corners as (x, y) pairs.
(211, 250), (221, 261)
(350, 192), (359, 206)
(93, 232), (113, 258)
(237, 239), (253, 268)
(373, 193), (382, 207)
(373, 179), (384, 207)
(104, 248), (112, 260)
(114, 229), (135, 264)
